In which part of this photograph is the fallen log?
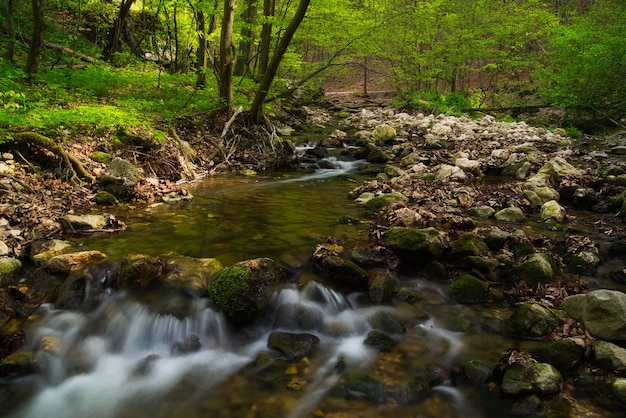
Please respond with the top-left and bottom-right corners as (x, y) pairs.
(20, 34), (100, 64)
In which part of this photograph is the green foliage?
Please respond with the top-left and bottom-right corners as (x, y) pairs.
(539, 1), (626, 115)
(208, 266), (250, 316)
(392, 91), (470, 115)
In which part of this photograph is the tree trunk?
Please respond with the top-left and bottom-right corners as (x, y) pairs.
(4, 0), (16, 63)
(25, 0), (45, 74)
(250, 0), (311, 122)
(234, 0), (256, 77)
(195, 10), (207, 87)
(218, 0), (236, 108)
(257, 0), (275, 79)
(102, 0), (135, 62)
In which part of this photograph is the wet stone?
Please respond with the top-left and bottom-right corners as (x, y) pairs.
(267, 331), (320, 362)
(363, 330), (396, 352)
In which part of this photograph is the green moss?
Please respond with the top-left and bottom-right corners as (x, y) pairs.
(364, 196), (390, 213)
(90, 151), (113, 164)
(208, 266), (250, 316)
(447, 274), (488, 304)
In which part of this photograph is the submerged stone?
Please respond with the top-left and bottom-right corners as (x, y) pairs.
(363, 330), (396, 352)
(368, 269), (396, 303)
(267, 331), (320, 362)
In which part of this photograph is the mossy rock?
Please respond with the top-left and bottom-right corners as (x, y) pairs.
(0, 258), (22, 284)
(208, 266), (251, 318)
(363, 192), (408, 213)
(447, 274), (489, 304)
(90, 151), (113, 164)
(384, 227), (445, 265)
(505, 302), (564, 339)
(448, 233), (489, 261)
(368, 269), (396, 303)
(462, 358), (494, 386)
(530, 339), (584, 371)
(364, 330), (396, 352)
(516, 253), (555, 286)
(91, 191), (119, 206)
(115, 254), (161, 289)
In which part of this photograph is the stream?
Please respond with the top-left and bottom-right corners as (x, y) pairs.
(0, 145), (619, 417)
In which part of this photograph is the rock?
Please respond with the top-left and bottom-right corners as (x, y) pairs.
(90, 151), (113, 164)
(454, 157), (482, 176)
(483, 228), (511, 251)
(610, 145), (626, 155)
(500, 363), (562, 396)
(61, 214), (108, 231)
(462, 358), (493, 386)
(368, 269), (396, 303)
(364, 330), (396, 352)
(372, 124), (397, 144)
(595, 340), (626, 373)
(364, 143), (388, 163)
(468, 205), (495, 219)
(0, 258), (22, 284)
(516, 253), (555, 286)
(350, 246), (387, 269)
(611, 378), (626, 405)
(368, 311), (406, 335)
(447, 274), (489, 304)
(536, 156), (583, 181)
(435, 164), (467, 182)
(389, 207), (422, 227)
(384, 227), (445, 265)
(567, 248), (600, 275)
(342, 373), (387, 403)
(505, 302), (563, 339)
(363, 192), (408, 213)
(45, 251), (107, 274)
(208, 258), (288, 325)
(540, 200), (566, 223)
(448, 233), (489, 261)
(494, 206), (526, 223)
(354, 192), (376, 205)
(524, 189), (544, 208)
(312, 245), (369, 291)
(530, 339), (584, 371)
(534, 186), (560, 203)
(560, 290), (626, 341)
(160, 255), (223, 296)
(458, 256), (501, 282)
(267, 331), (320, 362)
(30, 239), (75, 265)
(101, 157), (142, 199)
(91, 191), (119, 206)
(115, 254), (162, 290)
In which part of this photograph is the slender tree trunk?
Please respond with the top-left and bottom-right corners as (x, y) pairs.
(195, 10), (207, 87)
(25, 0), (45, 74)
(218, 0), (236, 108)
(4, 0), (16, 63)
(257, 0), (275, 79)
(250, 0), (310, 121)
(103, 0), (135, 61)
(234, 0), (256, 77)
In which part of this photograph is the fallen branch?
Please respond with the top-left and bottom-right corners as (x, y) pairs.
(220, 106), (243, 139)
(20, 34), (100, 64)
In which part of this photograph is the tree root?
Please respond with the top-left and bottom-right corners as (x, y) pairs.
(8, 132), (93, 186)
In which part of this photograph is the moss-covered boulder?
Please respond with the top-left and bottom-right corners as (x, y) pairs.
(483, 228), (511, 251)
(505, 302), (564, 339)
(462, 358), (494, 386)
(561, 290), (626, 341)
(540, 200), (566, 223)
(91, 191), (119, 206)
(494, 206), (526, 223)
(372, 124), (397, 144)
(567, 248), (600, 275)
(529, 339), (584, 371)
(368, 269), (396, 303)
(468, 205), (495, 219)
(30, 239), (75, 265)
(115, 254), (162, 290)
(368, 311), (406, 335)
(384, 227), (445, 265)
(0, 257), (22, 285)
(90, 151), (113, 164)
(447, 274), (489, 304)
(208, 258), (288, 325)
(500, 363), (562, 396)
(515, 253), (555, 286)
(312, 244), (369, 291)
(364, 330), (396, 352)
(160, 255), (223, 296)
(448, 233), (489, 261)
(363, 192), (408, 213)
(44, 250), (107, 274)
(594, 340), (626, 373)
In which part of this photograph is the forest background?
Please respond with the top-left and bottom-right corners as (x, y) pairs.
(0, 0), (624, 142)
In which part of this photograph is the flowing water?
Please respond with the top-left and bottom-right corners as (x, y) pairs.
(0, 150), (614, 417)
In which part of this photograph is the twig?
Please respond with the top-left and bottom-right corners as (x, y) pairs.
(220, 106), (243, 140)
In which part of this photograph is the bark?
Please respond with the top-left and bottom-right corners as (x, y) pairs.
(250, 0), (311, 122)
(102, 0), (136, 62)
(218, 0), (236, 108)
(25, 0), (45, 74)
(4, 0), (16, 63)
(195, 10), (208, 87)
(257, 0), (275, 79)
(233, 0), (257, 77)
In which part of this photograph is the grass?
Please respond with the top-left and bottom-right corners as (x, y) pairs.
(0, 62), (222, 138)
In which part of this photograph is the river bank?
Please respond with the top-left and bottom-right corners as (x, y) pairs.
(1, 101), (626, 416)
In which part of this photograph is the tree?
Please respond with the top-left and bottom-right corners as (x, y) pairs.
(25, 0), (45, 74)
(249, 0), (311, 122)
(103, 0), (136, 62)
(218, 0), (236, 107)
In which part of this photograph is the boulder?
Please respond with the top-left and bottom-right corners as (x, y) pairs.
(101, 157), (142, 199)
(363, 192), (408, 213)
(364, 143), (388, 163)
(61, 214), (108, 231)
(372, 124), (397, 144)
(0, 257), (22, 284)
(274, 303), (325, 331)
(384, 227), (445, 265)
(516, 253), (554, 286)
(505, 302), (563, 339)
(208, 258), (288, 325)
(448, 233), (489, 261)
(536, 157), (583, 181)
(529, 339), (584, 371)
(534, 186), (560, 203)
(540, 200), (565, 223)
(364, 330), (396, 352)
(312, 244), (369, 291)
(494, 207), (526, 223)
(468, 205), (495, 219)
(595, 340), (626, 373)
(30, 239), (75, 265)
(368, 311), (406, 335)
(462, 358), (493, 386)
(45, 251), (107, 274)
(567, 248), (600, 275)
(447, 274), (489, 304)
(115, 254), (162, 290)
(267, 331), (320, 362)
(435, 164), (467, 182)
(500, 363), (562, 396)
(454, 157), (482, 176)
(368, 269), (396, 303)
(560, 290), (626, 341)
(483, 228), (511, 251)
(160, 255), (223, 296)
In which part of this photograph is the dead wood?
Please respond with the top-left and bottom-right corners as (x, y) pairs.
(20, 34), (99, 64)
